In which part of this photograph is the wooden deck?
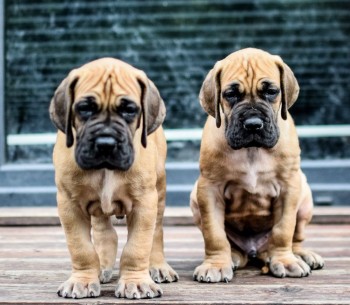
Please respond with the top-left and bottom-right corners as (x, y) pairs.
(1, 219), (350, 304)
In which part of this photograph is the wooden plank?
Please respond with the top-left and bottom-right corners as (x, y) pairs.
(0, 225), (349, 304)
(1, 206), (350, 226)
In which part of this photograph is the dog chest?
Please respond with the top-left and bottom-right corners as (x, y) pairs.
(222, 148), (282, 227)
(85, 170), (132, 217)
(226, 148), (281, 198)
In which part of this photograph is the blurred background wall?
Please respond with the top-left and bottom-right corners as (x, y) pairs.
(3, 0), (350, 163)
(1, 0), (349, 206)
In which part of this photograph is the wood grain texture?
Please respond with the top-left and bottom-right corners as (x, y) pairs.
(1, 206), (350, 226)
(0, 225), (349, 304)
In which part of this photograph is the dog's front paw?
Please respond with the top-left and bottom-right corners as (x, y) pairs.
(99, 268), (114, 283)
(294, 249), (324, 270)
(269, 253), (311, 278)
(193, 261), (234, 283)
(57, 276), (100, 299)
(150, 262), (179, 283)
(115, 276), (162, 299)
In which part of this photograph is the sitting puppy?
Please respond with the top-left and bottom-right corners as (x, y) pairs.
(190, 48), (324, 282)
(50, 58), (178, 299)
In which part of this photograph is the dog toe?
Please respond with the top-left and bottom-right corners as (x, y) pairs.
(115, 276), (162, 299)
(205, 268), (222, 282)
(296, 250), (325, 270)
(193, 261), (234, 283)
(150, 262), (179, 283)
(57, 277), (100, 299)
(270, 254), (311, 278)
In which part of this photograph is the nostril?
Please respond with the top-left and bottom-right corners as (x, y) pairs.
(243, 117), (264, 131)
(95, 136), (117, 151)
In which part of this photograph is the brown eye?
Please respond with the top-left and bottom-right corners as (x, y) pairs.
(223, 85), (243, 105)
(224, 89), (239, 99)
(260, 82), (280, 101)
(75, 97), (98, 120)
(117, 99), (140, 123)
(266, 88), (280, 96)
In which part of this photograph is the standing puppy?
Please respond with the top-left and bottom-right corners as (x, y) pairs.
(190, 48), (324, 282)
(50, 58), (178, 299)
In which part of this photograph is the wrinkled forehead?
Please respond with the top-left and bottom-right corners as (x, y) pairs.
(73, 61), (141, 102)
(220, 52), (281, 89)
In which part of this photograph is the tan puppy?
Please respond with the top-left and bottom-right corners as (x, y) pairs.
(50, 58), (178, 299)
(190, 48), (324, 282)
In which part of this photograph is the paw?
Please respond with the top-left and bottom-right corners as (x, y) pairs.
(294, 249), (324, 270)
(231, 251), (248, 270)
(115, 276), (162, 299)
(193, 261), (234, 283)
(269, 253), (311, 278)
(99, 268), (113, 283)
(150, 262), (179, 283)
(57, 276), (100, 298)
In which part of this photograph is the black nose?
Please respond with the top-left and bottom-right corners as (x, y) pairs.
(243, 117), (264, 131)
(95, 136), (117, 151)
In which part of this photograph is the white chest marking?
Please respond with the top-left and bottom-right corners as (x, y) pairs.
(230, 148), (278, 196)
(243, 164), (259, 194)
(100, 170), (116, 214)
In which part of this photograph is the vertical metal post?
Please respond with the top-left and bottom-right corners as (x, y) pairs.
(0, 0), (5, 166)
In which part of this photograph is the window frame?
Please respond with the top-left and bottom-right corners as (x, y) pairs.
(0, 0), (5, 167)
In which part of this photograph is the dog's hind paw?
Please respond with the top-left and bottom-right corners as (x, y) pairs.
(99, 268), (113, 283)
(150, 262), (179, 283)
(115, 276), (162, 299)
(193, 261), (234, 283)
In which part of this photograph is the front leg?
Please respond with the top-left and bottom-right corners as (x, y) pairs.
(91, 215), (118, 283)
(57, 193), (100, 298)
(149, 172), (178, 283)
(268, 176), (311, 278)
(193, 176), (234, 283)
(115, 190), (162, 299)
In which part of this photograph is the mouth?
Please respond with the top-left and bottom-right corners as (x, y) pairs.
(76, 151), (134, 171)
(227, 132), (278, 150)
(78, 159), (133, 171)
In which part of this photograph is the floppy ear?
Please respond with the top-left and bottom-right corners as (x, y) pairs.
(276, 59), (300, 120)
(199, 62), (222, 128)
(49, 73), (79, 147)
(137, 76), (166, 148)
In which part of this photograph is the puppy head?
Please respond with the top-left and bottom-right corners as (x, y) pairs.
(199, 48), (299, 149)
(50, 58), (165, 170)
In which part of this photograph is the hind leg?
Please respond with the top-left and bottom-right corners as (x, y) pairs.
(149, 170), (178, 283)
(190, 181), (202, 228)
(292, 176), (324, 270)
(91, 215), (118, 283)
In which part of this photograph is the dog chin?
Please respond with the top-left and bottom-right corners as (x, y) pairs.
(76, 158), (134, 171)
(227, 135), (278, 150)
(75, 150), (134, 171)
